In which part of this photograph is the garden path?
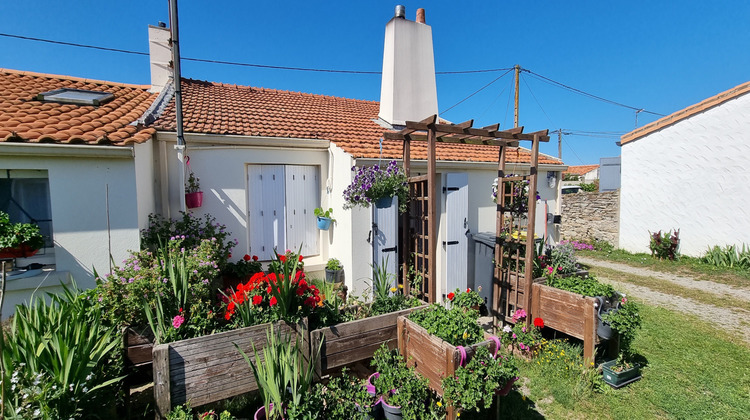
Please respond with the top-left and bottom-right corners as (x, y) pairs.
(578, 256), (750, 344)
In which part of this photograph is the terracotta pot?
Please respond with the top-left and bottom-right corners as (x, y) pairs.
(0, 244), (40, 259)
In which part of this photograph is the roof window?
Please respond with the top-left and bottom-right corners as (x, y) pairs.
(36, 88), (114, 106)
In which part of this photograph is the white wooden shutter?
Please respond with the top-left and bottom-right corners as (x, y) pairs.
(284, 166), (319, 256)
(372, 196), (399, 293)
(445, 173), (469, 293)
(247, 165), (286, 260)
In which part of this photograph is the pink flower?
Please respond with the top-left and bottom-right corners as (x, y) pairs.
(172, 315), (185, 329)
(622, 297), (628, 304)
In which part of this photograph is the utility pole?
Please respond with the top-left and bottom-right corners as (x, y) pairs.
(557, 129), (562, 159)
(514, 64), (521, 128)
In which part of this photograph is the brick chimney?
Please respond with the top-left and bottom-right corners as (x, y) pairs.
(148, 24), (172, 93)
(378, 6), (438, 126)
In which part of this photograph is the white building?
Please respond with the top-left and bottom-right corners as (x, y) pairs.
(619, 81), (750, 256)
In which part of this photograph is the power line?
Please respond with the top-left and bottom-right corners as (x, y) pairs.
(0, 32), (511, 75)
(524, 69), (665, 116)
(440, 68), (514, 114)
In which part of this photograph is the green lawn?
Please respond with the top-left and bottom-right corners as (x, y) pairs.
(498, 305), (750, 419)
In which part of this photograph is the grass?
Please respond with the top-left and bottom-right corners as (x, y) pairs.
(498, 304), (750, 419)
(589, 266), (750, 313)
(579, 249), (750, 289)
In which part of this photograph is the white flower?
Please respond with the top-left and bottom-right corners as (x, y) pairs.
(34, 409), (41, 416)
(503, 325), (513, 333)
(86, 374), (93, 381)
(82, 387), (88, 393)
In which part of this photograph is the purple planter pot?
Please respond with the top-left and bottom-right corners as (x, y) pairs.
(366, 372), (380, 397)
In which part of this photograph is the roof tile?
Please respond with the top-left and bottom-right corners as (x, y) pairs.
(152, 78), (562, 165)
(0, 68), (157, 147)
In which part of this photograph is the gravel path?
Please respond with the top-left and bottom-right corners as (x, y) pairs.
(578, 256), (750, 343)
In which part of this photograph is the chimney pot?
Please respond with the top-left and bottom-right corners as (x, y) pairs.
(395, 5), (405, 18)
(416, 8), (425, 23)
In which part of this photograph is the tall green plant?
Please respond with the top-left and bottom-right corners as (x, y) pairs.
(143, 245), (192, 344)
(0, 282), (123, 418)
(235, 324), (320, 419)
(371, 256), (394, 302)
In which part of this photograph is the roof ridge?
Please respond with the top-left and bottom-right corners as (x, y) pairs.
(621, 80), (750, 145)
(0, 68), (152, 90)
(180, 77), (379, 104)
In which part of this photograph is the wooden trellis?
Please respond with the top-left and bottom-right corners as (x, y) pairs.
(384, 115), (549, 307)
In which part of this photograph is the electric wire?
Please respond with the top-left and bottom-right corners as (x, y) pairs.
(0, 33), (510, 75)
(439, 68), (514, 115)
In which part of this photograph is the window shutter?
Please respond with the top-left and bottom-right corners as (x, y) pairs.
(284, 166), (319, 256)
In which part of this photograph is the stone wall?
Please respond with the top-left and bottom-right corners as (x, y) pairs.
(560, 190), (619, 245)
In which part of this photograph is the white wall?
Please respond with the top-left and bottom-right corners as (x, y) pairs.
(620, 92), (750, 256)
(156, 133), (331, 271)
(0, 143), (142, 318)
(134, 141), (157, 230)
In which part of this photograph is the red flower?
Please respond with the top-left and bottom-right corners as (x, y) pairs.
(227, 302), (236, 311)
(296, 287), (305, 296)
(243, 254), (252, 261)
(252, 255), (258, 262)
(447, 292), (455, 301)
(533, 318), (544, 328)
(466, 288), (471, 293)
(228, 253), (232, 259)
(304, 296), (316, 307)
(224, 312), (231, 321)
(252, 295), (262, 305)
(279, 255), (287, 263)
(298, 255), (303, 262)
(269, 296), (278, 306)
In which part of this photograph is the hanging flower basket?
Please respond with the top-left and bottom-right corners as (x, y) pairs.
(316, 216), (332, 230)
(185, 191), (203, 209)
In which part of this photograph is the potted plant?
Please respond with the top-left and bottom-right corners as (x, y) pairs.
(185, 172), (203, 209)
(600, 297), (643, 388)
(343, 160), (408, 213)
(325, 257), (344, 283)
(370, 344), (430, 420)
(500, 309), (544, 359)
(0, 210), (45, 258)
(442, 345), (519, 414)
(314, 207), (335, 230)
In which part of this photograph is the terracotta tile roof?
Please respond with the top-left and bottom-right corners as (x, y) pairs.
(0, 69), (157, 146)
(152, 78), (563, 165)
(563, 164), (599, 176)
(621, 80), (750, 145)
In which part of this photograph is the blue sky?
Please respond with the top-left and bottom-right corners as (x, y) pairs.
(2, 1), (749, 165)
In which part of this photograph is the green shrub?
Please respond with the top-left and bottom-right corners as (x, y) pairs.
(549, 242), (580, 274)
(702, 244), (750, 269)
(580, 182), (597, 192)
(442, 346), (518, 413)
(409, 303), (483, 347)
(649, 229), (680, 260)
(546, 275), (616, 298)
(1, 283), (124, 419)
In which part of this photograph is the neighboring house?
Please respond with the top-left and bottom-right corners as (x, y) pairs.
(563, 164), (599, 183)
(619, 81), (750, 257)
(0, 69), (157, 318)
(145, 10), (565, 299)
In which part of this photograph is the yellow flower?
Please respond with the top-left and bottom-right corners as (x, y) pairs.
(436, 402), (442, 407)
(398, 284), (404, 289)
(462, 331), (469, 340)
(390, 287), (397, 293)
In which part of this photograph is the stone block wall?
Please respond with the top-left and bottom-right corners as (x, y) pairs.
(560, 190), (619, 246)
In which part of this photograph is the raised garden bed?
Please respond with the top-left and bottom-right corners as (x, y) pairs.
(396, 315), (500, 396)
(311, 303), (427, 377)
(152, 319), (307, 418)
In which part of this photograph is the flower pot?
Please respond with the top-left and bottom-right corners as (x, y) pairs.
(254, 403), (284, 420)
(325, 268), (344, 283)
(185, 191), (203, 209)
(596, 297), (616, 340)
(356, 397), (384, 420)
(601, 359), (641, 388)
(317, 216), (332, 230)
(374, 196), (394, 209)
(366, 372), (380, 397)
(0, 243), (40, 259)
(381, 396), (402, 420)
(495, 376), (518, 396)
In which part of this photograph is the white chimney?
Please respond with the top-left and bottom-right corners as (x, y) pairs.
(378, 6), (438, 126)
(148, 24), (172, 93)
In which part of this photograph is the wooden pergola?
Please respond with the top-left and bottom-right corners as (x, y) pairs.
(384, 115), (549, 321)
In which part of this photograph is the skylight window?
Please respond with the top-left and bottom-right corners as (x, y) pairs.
(37, 88), (114, 106)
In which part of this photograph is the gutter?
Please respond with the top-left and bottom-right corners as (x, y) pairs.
(154, 131), (330, 149)
(0, 143), (134, 159)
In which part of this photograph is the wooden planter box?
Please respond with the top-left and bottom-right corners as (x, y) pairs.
(124, 327), (154, 368)
(152, 319), (308, 418)
(396, 316), (500, 396)
(530, 281), (600, 361)
(310, 304), (427, 377)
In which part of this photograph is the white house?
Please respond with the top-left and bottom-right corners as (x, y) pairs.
(619, 81), (750, 257)
(0, 69), (158, 318)
(563, 164), (599, 183)
(145, 8), (565, 300)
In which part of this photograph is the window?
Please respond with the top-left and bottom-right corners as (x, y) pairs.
(246, 165), (320, 260)
(0, 170), (54, 250)
(37, 88), (114, 106)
